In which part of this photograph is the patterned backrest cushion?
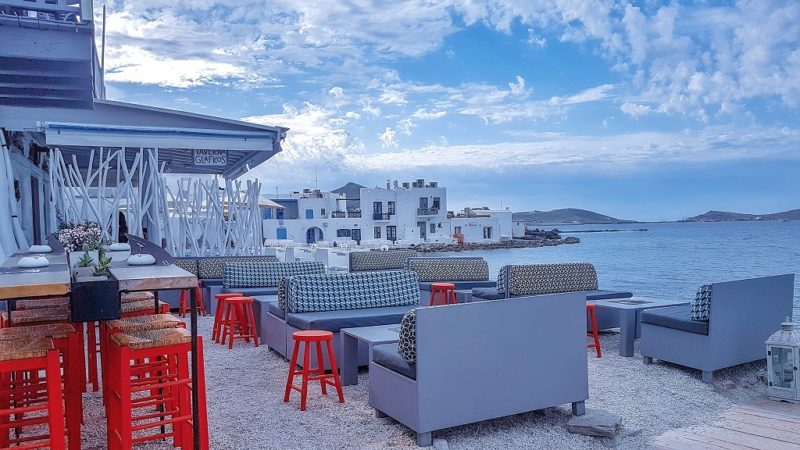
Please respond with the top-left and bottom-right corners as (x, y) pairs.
(397, 309), (417, 363)
(277, 277), (288, 310)
(691, 284), (712, 322)
(223, 261), (325, 288)
(286, 270), (420, 313)
(174, 258), (198, 276)
(407, 257), (489, 282)
(197, 256), (279, 279)
(507, 263), (599, 296)
(496, 267), (508, 294)
(349, 250), (417, 272)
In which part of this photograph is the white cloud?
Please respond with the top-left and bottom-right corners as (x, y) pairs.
(379, 127), (398, 148)
(411, 108), (447, 120)
(508, 76), (527, 96)
(620, 102), (652, 118)
(526, 29), (546, 48)
(328, 87), (345, 98)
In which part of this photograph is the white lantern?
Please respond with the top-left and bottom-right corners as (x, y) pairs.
(765, 318), (800, 403)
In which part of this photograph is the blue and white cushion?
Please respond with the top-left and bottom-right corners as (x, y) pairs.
(349, 250), (416, 272)
(507, 263), (599, 296)
(286, 270), (420, 313)
(496, 267), (508, 294)
(407, 257), (489, 282)
(223, 261), (325, 288)
(197, 256), (279, 279)
(691, 284), (712, 322)
(397, 309), (417, 363)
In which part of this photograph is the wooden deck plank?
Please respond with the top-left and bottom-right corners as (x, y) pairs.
(653, 431), (745, 449)
(733, 405), (800, 423)
(744, 398), (800, 418)
(714, 419), (800, 445)
(692, 425), (798, 450)
(725, 411), (800, 435)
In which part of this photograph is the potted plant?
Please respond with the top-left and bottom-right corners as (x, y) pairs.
(73, 252), (96, 279)
(57, 221), (102, 268)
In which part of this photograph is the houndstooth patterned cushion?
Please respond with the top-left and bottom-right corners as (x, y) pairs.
(691, 284), (712, 322)
(507, 263), (599, 296)
(174, 258), (198, 276)
(407, 257), (489, 282)
(349, 250), (416, 272)
(496, 267), (508, 294)
(197, 256), (279, 279)
(286, 270), (420, 313)
(277, 277), (288, 310)
(223, 261), (324, 289)
(397, 309), (417, 363)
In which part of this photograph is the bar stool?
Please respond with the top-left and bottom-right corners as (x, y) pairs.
(429, 283), (457, 306)
(0, 323), (82, 450)
(0, 307), (70, 328)
(212, 293), (243, 343)
(106, 327), (209, 450)
(0, 338), (66, 450)
(587, 304), (602, 358)
(179, 286), (207, 317)
(220, 297), (259, 349)
(15, 296), (70, 310)
(283, 330), (344, 411)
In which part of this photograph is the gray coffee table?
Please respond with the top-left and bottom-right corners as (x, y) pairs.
(590, 297), (689, 357)
(341, 324), (401, 386)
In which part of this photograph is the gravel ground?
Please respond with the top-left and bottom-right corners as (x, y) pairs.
(80, 316), (767, 449)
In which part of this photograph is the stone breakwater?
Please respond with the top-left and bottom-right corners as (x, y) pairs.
(410, 237), (580, 253)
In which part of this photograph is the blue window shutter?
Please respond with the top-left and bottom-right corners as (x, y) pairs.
(306, 209), (314, 219)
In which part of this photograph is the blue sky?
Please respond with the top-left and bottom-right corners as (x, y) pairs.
(97, 0), (800, 221)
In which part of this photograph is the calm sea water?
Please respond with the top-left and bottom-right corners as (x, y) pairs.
(440, 221), (800, 318)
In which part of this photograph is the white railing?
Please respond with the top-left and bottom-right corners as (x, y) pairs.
(0, 0), (91, 22)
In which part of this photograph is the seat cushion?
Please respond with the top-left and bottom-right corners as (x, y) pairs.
(373, 343), (416, 380)
(471, 287), (505, 300)
(222, 287), (279, 296)
(641, 305), (709, 335)
(266, 301), (285, 319)
(419, 280), (496, 291)
(585, 290), (633, 301)
(286, 305), (416, 332)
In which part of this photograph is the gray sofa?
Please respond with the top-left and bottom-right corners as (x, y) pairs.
(640, 274), (795, 383)
(349, 249), (417, 272)
(263, 270), (420, 367)
(369, 292), (589, 446)
(406, 257), (495, 304)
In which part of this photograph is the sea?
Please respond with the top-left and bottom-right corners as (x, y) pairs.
(439, 221), (800, 319)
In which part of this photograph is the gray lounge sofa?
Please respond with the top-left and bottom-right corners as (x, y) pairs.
(369, 292), (589, 446)
(640, 274), (795, 383)
(263, 270), (420, 367)
(406, 257), (495, 304)
(349, 249), (417, 272)
(471, 263), (633, 330)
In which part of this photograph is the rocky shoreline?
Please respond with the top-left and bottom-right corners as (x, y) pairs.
(410, 236), (580, 253)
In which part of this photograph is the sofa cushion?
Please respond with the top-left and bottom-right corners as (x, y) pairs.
(419, 280), (496, 291)
(266, 301), (285, 319)
(585, 290), (633, 301)
(349, 250), (416, 272)
(691, 284), (712, 322)
(373, 343), (416, 380)
(222, 287), (279, 296)
(407, 257), (489, 282)
(507, 263), (599, 296)
(286, 305), (415, 332)
(174, 258), (198, 276)
(641, 305), (709, 335)
(277, 277), (288, 310)
(286, 270), (420, 313)
(397, 309), (417, 363)
(197, 256), (279, 279)
(223, 261), (325, 289)
(496, 267), (507, 294)
(471, 287), (505, 300)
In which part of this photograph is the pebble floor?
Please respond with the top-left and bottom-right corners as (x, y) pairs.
(80, 316), (766, 449)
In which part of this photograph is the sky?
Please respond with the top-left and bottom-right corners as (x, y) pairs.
(95, 0), (800, 221)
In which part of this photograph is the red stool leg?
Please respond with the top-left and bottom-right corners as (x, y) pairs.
(88, 321), (99, 392)
(283, 340), (301, 403)
(247, 303), (259, 347)
(587, 304), (602, 358)
(300, 341), (310, 411)
(315, 341), (327, 395)
(226, 303), (236, 350)
(212, 298), (224, 343)
(428, 289), (436, 306)
(196, 287), (206, 316)
(46, 349), (67, 450)
(195, 337), (210, 450)
(325, 339), (345, 403)
(179, 289), (188, 317)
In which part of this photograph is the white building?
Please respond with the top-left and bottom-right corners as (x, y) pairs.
(451, 208), (513, 243)
(262, 179), (508, 245)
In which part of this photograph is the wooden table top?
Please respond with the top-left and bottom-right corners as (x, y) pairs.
(0, 263), (71, 301)
(110, 264), (197, 292)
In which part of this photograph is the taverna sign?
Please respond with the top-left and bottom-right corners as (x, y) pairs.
(193, 149), (227, 167)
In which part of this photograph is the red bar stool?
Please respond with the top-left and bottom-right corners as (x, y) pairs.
(0, 324), (82, 450)
(429, 282), (457, 306)
(0, 338), (66, 450)
(179, 286), (207, 317)
(106, 327), (209, 450)
(212, 293), (243, 343)
(283, 330), (344, 411)
(587, 304), (602, 358)
(219, 297), (259, 349)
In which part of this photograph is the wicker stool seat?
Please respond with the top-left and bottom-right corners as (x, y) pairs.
(0, 337), (54, 361)
(121, 291), (155, 303)
(1, 307), (70, 326)
(106, 314), (184, 333)
(110, 327), (191, 350)
(16, 297), (70, 310)
(0, 323), (76, 340)
(120, 299), (168, 314)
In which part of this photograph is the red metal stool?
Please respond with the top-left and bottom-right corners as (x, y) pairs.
(219, 297), (259, 349)
(212, 293), (243, 343)
(106, 327), (209, 450)
(283, 330), (344, 411)
(0, 338), (66, 450)
(587, 304), (602, 358)
(429, 282), (457, 306)
(179, 286), (207, 317)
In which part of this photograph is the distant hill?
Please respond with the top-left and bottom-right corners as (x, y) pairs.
(684, 209), (800, 222)
(512, 208), (635, 225)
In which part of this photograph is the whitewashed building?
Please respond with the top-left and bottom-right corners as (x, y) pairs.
(451, 208), (513, 243)
(262, 180), (510, 245)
